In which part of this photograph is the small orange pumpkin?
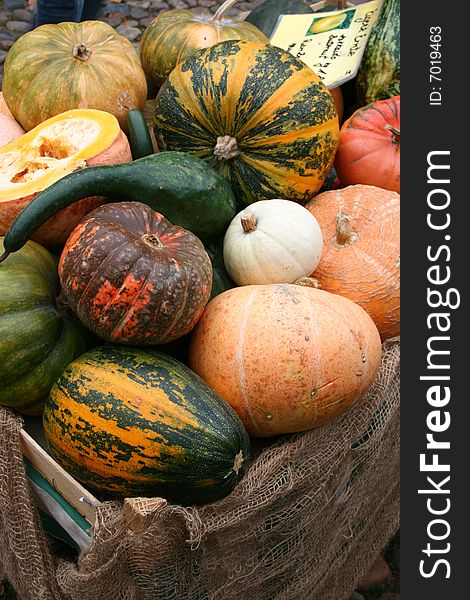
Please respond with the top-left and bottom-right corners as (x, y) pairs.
(306, 185), (400, 340)
(189, 283), (382, 437)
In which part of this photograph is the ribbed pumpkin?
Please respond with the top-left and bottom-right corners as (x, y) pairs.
(0, 237), (87, 415)
(189, 284), (382, 437)
(335, 97), (400, 192)
(0, 113), (24, 147)
(140, 0), (269, 87)
(0, 109), (131, 247)
(2, 21), (147, 132)
(153, 40), (339, 207)
(305, 185), (400, 340)
(59, 201), (212, 345)
(43, 345), (250, 503)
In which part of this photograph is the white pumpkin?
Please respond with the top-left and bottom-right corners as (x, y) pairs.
(223, 199), (323, 286)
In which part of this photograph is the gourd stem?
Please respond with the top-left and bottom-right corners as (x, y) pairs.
(213, 135), (240, 161)
(211, 0), (238, 22)
(335, 212), (358, 246)
(0, 251), (10, 264)
(385, 123), (400, 144)
(73, 43), (92, 61)
(241, 213), (258, 233)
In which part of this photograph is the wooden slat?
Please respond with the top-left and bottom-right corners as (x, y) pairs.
(20, 429), (99, 526)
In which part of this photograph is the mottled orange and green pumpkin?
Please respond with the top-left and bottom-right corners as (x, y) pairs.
(59, 201), (212, 346)
(153, 40), (339, 207)
(43, 346), (250, 503)
(2, 21), (147, 132)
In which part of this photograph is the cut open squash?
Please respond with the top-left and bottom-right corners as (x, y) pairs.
(0, 109), (131, 247)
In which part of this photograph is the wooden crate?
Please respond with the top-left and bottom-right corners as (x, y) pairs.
(20, 418), (99, 551)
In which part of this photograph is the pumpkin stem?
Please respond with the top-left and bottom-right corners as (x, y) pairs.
(213, 135), (240, 161)
(385, 123), (400, 144)
(211, 0), (238, 22)
(232, 450), (244, 475)
(293, 277), (321, 288)
(0, 251), (10, 264)
(73, 43), (92, 62)
(142, 234), (164, 249)
(335, 212), (358, 247)
(241, 213), (258, 233)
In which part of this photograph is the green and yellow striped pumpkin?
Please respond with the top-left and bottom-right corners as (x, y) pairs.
(2, 21), (147, 132)
(153, 40), (339, 207)
(43, 346), (250, 504)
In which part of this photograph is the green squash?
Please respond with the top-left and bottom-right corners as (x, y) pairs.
(43, 346), (250, 504)
(0, 238), (87, 415)
(0, 152), (237, 260)
(356, 0), (400, 105)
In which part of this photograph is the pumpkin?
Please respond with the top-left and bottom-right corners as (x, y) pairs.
(43, 345), (250, 503)
(140, 0), (269, 87)
(189, 283), (382, 437)
(305, 185), (400, 340)
(0, 237), (87, 415)
(153, 40), (339, 207)
(223, 199), (323, 285)
(335, 97), (400, 192)
(0, 113), (24, 147)
(59, 201), (212, 346)
(2, 21), (147, 132)
(0, 109), (131, 248)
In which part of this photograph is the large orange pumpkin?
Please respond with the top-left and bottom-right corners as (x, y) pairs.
(189, 284), (382, 437)
(306, 185), (400, 340)
(2, 22), (147, 133)
(0, 109), (131, 247)
(335, 96), (400, 192)
(140, 0), (269, 87)
(154, 40), (339, 207)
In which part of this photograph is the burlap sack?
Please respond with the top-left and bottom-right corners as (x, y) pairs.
(0, 340), (400, 600)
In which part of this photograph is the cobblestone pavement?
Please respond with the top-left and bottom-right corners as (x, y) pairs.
(0, 0), (263, 88)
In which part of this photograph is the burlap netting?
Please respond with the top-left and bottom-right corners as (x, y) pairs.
(0, 340), (400, 600)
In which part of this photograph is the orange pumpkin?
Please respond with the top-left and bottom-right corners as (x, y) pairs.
(306, 185), (400, 340)
(189, 283), (382, 437)
(335, 96), (400, 192)
(0, 113), (24, 147)
(0, 109), (132, 247)
(140, 0), (269, 87)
